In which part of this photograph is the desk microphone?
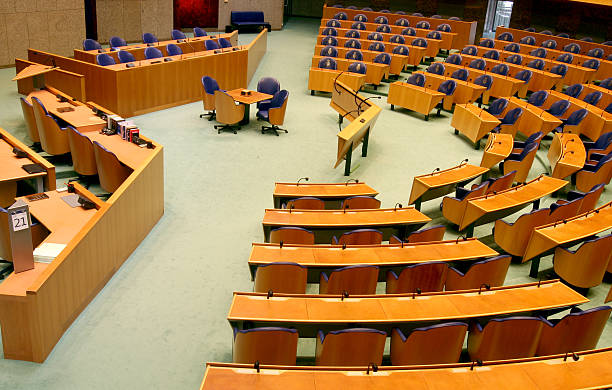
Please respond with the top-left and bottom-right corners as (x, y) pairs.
(345, 178), (359, 185)
(333, 71), (345, 94)
(185, 39), (198, 59)
(459, 158), (469, 165)
(296, 177), (309, 185)
(357, 96), (382, 115)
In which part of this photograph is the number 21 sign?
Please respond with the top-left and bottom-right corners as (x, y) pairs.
(11, 210), (29, 232)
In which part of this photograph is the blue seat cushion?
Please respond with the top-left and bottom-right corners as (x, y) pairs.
(257, 110), (269, 121)
(232, 12), (266, 24)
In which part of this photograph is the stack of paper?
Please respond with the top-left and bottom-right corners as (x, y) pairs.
(33, 243), (67, 263)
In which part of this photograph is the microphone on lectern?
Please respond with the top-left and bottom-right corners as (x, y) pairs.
(296, 177), (309, 185)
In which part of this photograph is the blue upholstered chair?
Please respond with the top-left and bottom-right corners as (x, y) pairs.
(527, 90), (548, 107)
(519, 35), (535, 45)
(412, 12), (423, 16)
(320, 265), (379, 295)
(376, 24), (391, 33)
(353, 13), (367, 22)
(527, 58), (544, 70)
(117, 50), (135, 64)
(606, 103), (612, 114)
(550, 63), (567, 77)
(332, 229), (382, 245)
(367, 32), (383, 41)
(171, 29), (186, 40)
(205, 39), (220, 50)
(109, 36), (126, 48)
(407, 73), (425, 87)
(547, 99), (570, 117)
(498, 32), (514, 41)
(468, 317), (547, 360)
(487, 98), (509, 116)
(144, 47), (163, 59)
(524, 27), (536, 32)
(474, 74), (493, 107)
(556, 52), (574, 63)
(479, 38), (494, 48)
(437, 23), (451, 32)
(540, 30), (553, 35)
(345, 49), (363, 60)
(316, 328), (386, 366)
(530, 47), (547, 58)
(374, 15), (388, 24)
(587, 48), (604, 59)
(499, 142), (538, 182)
(554, 108), (587, 133)
(321, 36), (338, 46)
(219, 38), (232, 48)
(395, 18), (409, 27)
(396, 10), (407, 15)
(142, 32), (158, 44)
(389, 34), (405, 44)
(322, 27), (338, 36)
(515, 69), (533, 83)
(451, 68), (468, 81)
(392, 45), (409, 56)
(565, 83), (584, 98)
(320, 45), (338, 57)
(445, 53), (462, 64)
(83, 39), (101, 51)
(96, 53), (116, 66)
(557, 32), (569, 38)
(431, 14), (442, 18)
(232, 327), (298, 365)
(333, 12), (348, 20)
(583, 91), (603, 106)
(257, 90), (289, 136)
(318, 57), (337, 70)
(504, 43), (520, 53)
(193, 27), (207, 37)
(380, 9), (390, 13)
(200, 76), (221, 121)
(513, 131), (544, 149)
(492, 107), (523, 135)
(345, 29), (360, 38)
(491, 63), (509, 76)
(351, 21), (366, 30)
(391, 323), (467, 365)
(468, 58), (486, 70)
(402, 27), (416, 36)
(362, 7), (373, 11)
(166, 44), (182, 56)
(326, 19), (341, 28)
(505, 54), (523, 65)
(347, 61), (366, 74)
(426, 30), (441, 40)
(31, 96), (70, 155)
(368, 41), (384, 52)
(412, 38), (427, 47)
(449, 16), (461, 20)
(373, 52), (391, 65)
(386, 261), (448, 293)
(426, 62), (445, 75)
(344, 38), (361, 49)
(415, 20), (430, 29)
(346, 5), (357, 9)
(541, 39), (557, 49)
(436, 79), (456, 114)
(563, 43), (581, 54)
(256, 77), (280, 111)
(582, 58), (600, 70)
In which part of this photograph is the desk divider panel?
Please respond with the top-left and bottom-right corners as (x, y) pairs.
(15, 59), (87, 103)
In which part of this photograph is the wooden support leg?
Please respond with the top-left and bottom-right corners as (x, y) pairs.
(362, 129), (369, 157)
(529, 256), (541, 278)
(344, 143), (353, 176)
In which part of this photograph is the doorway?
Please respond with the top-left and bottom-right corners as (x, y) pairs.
(483, 0), (514, 38)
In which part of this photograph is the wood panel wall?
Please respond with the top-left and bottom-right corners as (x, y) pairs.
(217, 0), (284, 30)
(96, 0), (174, 44)
(0, 0), (85, 67)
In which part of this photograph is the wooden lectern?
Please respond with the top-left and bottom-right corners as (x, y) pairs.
(12, 64), (55, 89)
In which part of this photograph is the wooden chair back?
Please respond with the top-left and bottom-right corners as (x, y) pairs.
(67, 127), (97, 176)
(341, 196), (381, 209)
(233, 327), (298, 365)
(536, 306), (611, 356)
(316, 328), (386, 366)
(269, 227), (315, 245)
(494, 208), (551, 257)
(441, 182), (489, 226)
(254, 262), (308, 294)
(32, 97), (70, 155)
(576, 158), (612, 192)
(92, 141), (132, 193)
(335, 229), (383, 245)
(468, 317), (545, 361)
(406, 225), (445, 243)
(320, 265), (379, 294)
(202, 84), (215, 111)
(268, 94), (289, 126)
(445, 255), (511, 291)
(20, 97), (40, 143)
(386, 262), (448, 293)
(390, 323), (467, 365)
(0, 182), (17, 209)
(486, 170), (516, 193)
(554, 234), (612, 288)
(284, 197), (325, 210)
(576, 184), (604, 214)
(214, 91), (244, 125)
(548, 197), (583, 223)
(503, 145), (538, 183)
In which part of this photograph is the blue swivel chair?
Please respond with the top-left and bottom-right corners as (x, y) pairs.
(367, 32), (383, 41)
(563, 43), (581, 54)
(526, 58), (544, 70)
(347, 61), (366, 74)
(256, 77), (280, 111)
(96, 53), (116, 66)
(581, 36), (594, 42)
(166, 44), (182, 56)
(513, 131), (544, 149)
(437, 23), (452, 32)
(118, 51), (135, 64)
(318, 57), (337, 70)
(499, 142), (538, 182)
(550, 63), (567, 77)
(556, 53), (574, 63)
(436, 79), (456, 115)
(449, 16), (461, 20)
(504, 43), (520, 53)
(320, 45), (338, 57)
(587, 48), (604, 59)
(527, 90), (548, 107)
(505, 54), (523, 64)
(540, 30), (553, 35)
(351, 21), (366, 30)
(492, 107), (523, 135)
(392, 45), (410, 56)
(451, 68), (468, 81)
(411, 38), (428, 48)
(583, 91), (603, 106)
(344, 39), (361, 49)
(171, 29), (186, 40)
(554, 108), (587, 133)
(333, 12), (348, 20)
(565, 83), (584, 98)
(321, 36), (338, 46)
(395, 18), (410, 27)
(353, 13), (367, 22)
(483, 49), (500, 60)
(519, 36), (535, 45)
(515, 69), (533, 83)
(582, 58), (600, 70)
(326, 19), (341, 28)
(407, 73), (425, 87)
(218, 38), (232, 48)
(345, 29), (360, 38)
(479, 38), (494, 48)
(491, 63), (509, 76)
(144, 47), (163, 59)
(426, 31), (441, 40)
(547, 99), (570, 117)
(389, 34), (405, 44)
(431, 14), (442, 18)
(193, 27), (207, 37)
(445, 53), (462, 64)
(415, 20), (430, 29)
(584, 132), (612, 158)
(487, 98), (509, 116)
(474, 74), (493, 107)
(142, 32), (158, 44)
(426, 62), (445, 75)
(401, 27), (416, 36)
(374, 15), (388, 24)
(258, 90), (289, 136)
(205, 39), (220, 51)
(373, 53), (391, 65)
(530, 47), (547, 58)
(524, 27), (536, 32)
(541, 39), (557, 49)
(557, 32), (570, 38)
(346, 49), (363, 60)
(376, 24), (391, 33)
(322, 27), (338, 36)
(109, 36), (127, 48)
(83, 39), (102, 51)
(412, 13), (423, 16)
(468, 58), (486, 70)
(200, 76), (221, 120)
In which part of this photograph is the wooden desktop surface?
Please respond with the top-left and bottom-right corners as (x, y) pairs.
(442, 62), (524, 99)
(547, 133), (586, 179)
(546, 90), (612, 141)
(523, 201), (612, 262)
(273, 182), (378, 205)
(200, 348), (612, 390)
(26, 90), (106, 132)
(409, 163), (488, 204)
(460, 175), (567, 230)
(83, 131), (153, 170)
(0, 139), (47, 183)
(480, 133), (513, 168)
(226, 89), (273, 105)
(228, 280), (586, 335)
(508, 97), (562, 137)
(387, 81), (446, 115)
(451, 103), (500, 144)
(414, 71), (486, 104)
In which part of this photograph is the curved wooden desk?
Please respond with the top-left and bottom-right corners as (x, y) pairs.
(451, 103), (500, 148)
(387, 81), (446, 121)
(507, 97), (563, 137)
(200, 348), (612, 389)
(409, 163), (488, 210)
(458, 175), (567, 235)
(248, 239), (498, 281)
(414, 71), (487, 107)
(523, 201), (612, 277)
(577, 84), (612, 110)
(228, 280), (586, 336)
(442, 63), (524, 101)
(480, 133), (513, 169)
(311, 55), (389, 86)
(262, 207), (431, 243)
(314, 44), (408, 76)
(547, 133), (586, 179)
(273, 182), (378, 209)
(308, 67), (366, 94)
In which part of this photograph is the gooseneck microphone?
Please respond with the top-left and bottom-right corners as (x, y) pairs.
(296, 177), (309, 185)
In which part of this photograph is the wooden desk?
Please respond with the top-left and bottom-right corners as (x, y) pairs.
(314, 44), (408, 76)
(226, 89), (273, 125)
(480, 133), (513, 169)
(578, 83), (612, 110)
(200, 348), (612, 390)
(311, 55), (389, 86)
(321, 5), (477, 48)
(262, 207), (430, 243)
(507, 97), (562, 137)
(545, 90), (612, 141)
(409, 163), (488, 210)
(414, 71), (486, 108)
(316, 35), (427, 67)
(523, 201), (612, 277)
(73, 31), (238, 63)
(0, 131), (50, 195)
(459, 175), (568, 236)
(387, 81), (446, 121)
(26, 90), (106, 132)
(308, 67), (366, 94)
(442, 62), (524, 101)
(451, 103), (501, 148)
(273, 182), (378, 209)
(248, 239), (498, 282)
(547, 133), (586, 179)
(228, 280), (586, 336)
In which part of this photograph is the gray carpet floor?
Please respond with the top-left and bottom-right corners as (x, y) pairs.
(0, 17), (610, 390)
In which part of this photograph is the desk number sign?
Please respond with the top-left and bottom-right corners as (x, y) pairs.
(7, 200), (34, 273)
(11, 209), (29, 232)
